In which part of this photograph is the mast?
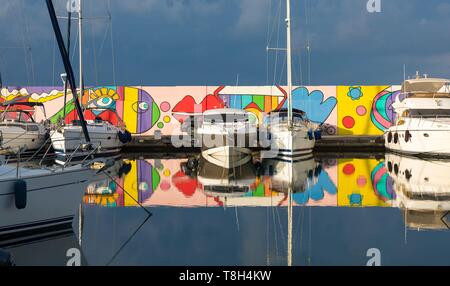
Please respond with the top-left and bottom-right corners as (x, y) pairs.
(286, 0), (293, 129)
(46, 0), (90, 143)
(78, 0), (84, 107)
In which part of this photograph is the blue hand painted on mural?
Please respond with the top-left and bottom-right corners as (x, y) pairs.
(292, 169), (337, 205)
(283, 87), (337, 124)
(347, 86), (363, 100)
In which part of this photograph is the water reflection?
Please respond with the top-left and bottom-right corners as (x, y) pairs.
(2, 153), (450, 265)
(386, 153), (450, 230)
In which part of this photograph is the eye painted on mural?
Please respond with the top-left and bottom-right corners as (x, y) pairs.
(139, 182), (149, 192)
(132, 101), (150, 114)
(95, 97), (115, 108)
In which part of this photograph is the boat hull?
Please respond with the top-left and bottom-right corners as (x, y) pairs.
(0, 164), (95, 243)
(0, 127), (47, 154)
(385, 122), (450, 157)
(262, 124), (315, 160)
(201, 146), (252, 169)
(51, 126), (124, 165)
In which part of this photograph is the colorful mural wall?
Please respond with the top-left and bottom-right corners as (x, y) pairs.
(83, 158), (396, 208)
(0, 85), (401, 136)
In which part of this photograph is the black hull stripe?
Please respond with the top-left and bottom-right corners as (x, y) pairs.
(278, 148), (314, 152)
(0, 215), (73, 234)
(270, 156), (314, 163)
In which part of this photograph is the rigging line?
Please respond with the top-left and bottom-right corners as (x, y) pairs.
(89, 9), (99, 85)
(17, 0), (29, 85)
(266, 206), (270, 266)
(105, 213), (152, 266)
(277, 53), (287, 86)
(100, 168), (152, 215)
(20, 0), (35, 85)
(265, 0), (272, 85)
(308, 205), (312, 265)
(52, 36), (56, 86)
(304, 0), (311, 85)
(271, 205), (279, 259)
(272, 0), (282, 86)
(275, 205), (286, 250)
(108, 0), (117, 86)
(70, 24), (79, 63)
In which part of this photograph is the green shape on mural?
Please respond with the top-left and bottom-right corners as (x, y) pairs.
(252, 95), (265, 111)
(50, 100), (76, 124)
(152, 167), (161, 191)
(253, 183), (265, 197)
(152, 102), (160, 126)
(157, 122), (164, 129)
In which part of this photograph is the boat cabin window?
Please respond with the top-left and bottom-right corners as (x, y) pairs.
(407, 109), (450, 118)
(1, 110), (34, 123)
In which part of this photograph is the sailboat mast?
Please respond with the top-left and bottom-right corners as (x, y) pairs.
(286, 0), (293, 128)
(46, 0), (90, 143)
(78, 0), (84, 107)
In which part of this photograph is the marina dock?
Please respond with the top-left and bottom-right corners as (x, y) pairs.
(124, 135), (385, 153)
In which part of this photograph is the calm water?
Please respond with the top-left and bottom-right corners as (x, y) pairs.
(2, 153), (450, 266)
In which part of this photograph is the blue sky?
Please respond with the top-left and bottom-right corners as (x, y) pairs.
(1, 0), (450, 86)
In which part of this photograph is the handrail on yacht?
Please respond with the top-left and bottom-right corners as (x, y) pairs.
(62, 143), (83, 169)
(80, 144), (101, 164)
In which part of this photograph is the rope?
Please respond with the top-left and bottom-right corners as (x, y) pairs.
(17, 0), (29, 85)
(107, 0), (117, 85)
(272, 0), (282, 86)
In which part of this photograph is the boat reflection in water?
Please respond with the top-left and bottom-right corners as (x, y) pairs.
(386, 153), (450, 230)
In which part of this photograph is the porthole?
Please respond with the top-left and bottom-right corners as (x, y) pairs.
(387, 161), (392, 172)
(394, 164), (399, 175)
(387, 132), (392, 143)
(394, 133), (399, 144)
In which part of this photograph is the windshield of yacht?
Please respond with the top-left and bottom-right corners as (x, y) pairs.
(407, 109), (450, 118)
(402, 81), (450, 94)
(0, 110), (34, 123)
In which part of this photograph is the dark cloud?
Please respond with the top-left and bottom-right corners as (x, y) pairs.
(0, 0), (449, 86)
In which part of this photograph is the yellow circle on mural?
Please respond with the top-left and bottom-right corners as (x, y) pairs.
(163, 169), (171, 177)
(163, 116), (171, 123)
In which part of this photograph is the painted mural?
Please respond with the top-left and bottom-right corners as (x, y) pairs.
(0, 85), (401, 136)
(83, 158), (398, 208)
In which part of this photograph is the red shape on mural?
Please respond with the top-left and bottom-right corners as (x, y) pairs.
(342, 116), (355, 129)
(171, 87), (227, 123)
(172, 171), (198, 197)
(343, 163), (355, 175)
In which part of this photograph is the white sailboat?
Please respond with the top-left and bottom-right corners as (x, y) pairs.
(263, 0), (315, 160)
(385, 74), (450, 157)
(50, 0), (131, 165)
(0, 101), (49, 154)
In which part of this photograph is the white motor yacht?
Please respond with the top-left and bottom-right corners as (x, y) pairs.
(0, 102), (49, 155)
(195, 108), (258, 169)
(385, 74), (450, 156)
